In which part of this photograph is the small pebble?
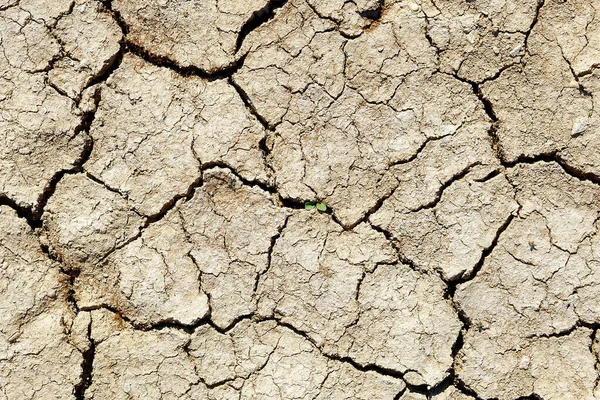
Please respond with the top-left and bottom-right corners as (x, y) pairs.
(7, 331), (21, 343)
(407, 2), (420, 11)
(124, 382), (131, 393)
(509, 45), (523, 57)
(520, 355), (531, 370)
(572, 121), (587, 137)
(466, 32), (478, 44)
(403, 371), (427, 386)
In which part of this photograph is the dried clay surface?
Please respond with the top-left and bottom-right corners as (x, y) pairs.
(1, 0), (600, 399)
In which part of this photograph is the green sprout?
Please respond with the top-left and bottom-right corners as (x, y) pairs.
(305, 202), (327, 212)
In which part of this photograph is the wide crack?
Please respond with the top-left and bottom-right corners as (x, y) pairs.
(235, 0), (289, 52)
(73, 316), (95, 400)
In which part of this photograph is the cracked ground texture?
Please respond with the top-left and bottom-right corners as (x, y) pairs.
(1, 0), (600, 399)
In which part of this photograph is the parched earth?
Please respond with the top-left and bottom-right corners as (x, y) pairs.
(1, 0), (600, 399)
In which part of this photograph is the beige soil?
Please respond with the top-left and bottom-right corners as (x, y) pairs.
(1, 0), (599, 399)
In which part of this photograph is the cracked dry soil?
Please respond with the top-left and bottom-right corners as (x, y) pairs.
(1, 0), (600, 399)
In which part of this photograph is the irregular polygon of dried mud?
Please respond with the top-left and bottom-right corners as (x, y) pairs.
(84, 308), (405, 400)
(424, 0), (539, 82)
(85, 54), (269, 217)
(113, 0), (270, 73)
(482, 0), (598, 168)
(43, 173), (144, 267)
(456, 162), (600, 399)
(0, 0), (122, 211)
(234, 0), (499, 227)
(258, 212), (462, 387)
(74, 168), (286, 329)
(372, 169), (519, 281)
(0, 206), (83, 399)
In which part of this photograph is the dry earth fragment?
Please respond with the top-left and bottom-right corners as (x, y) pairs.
(0, 0), (121, 211)
(257, 212), (397, 347)
(74, 168), (286, 328)
(0, 6), (84, 210)
(560, 68), (600, 179)
(42, 173), (144, 268)
(234, 0), (499, 227)
(333, 262), (461, 388)
(0, 206), (83, 399)
(458, 329), (597, 400)
(19, 0), (73, 25)
(482, 0), (599, 167)
(423, 0), (539, 82)
(258, 212), (462, 388)
(372, 170), (519, 281)
(455, 162), (600, 399)
(85, 54), (269, 217)
(85, 308), (405, 399)
(48, 0), (123, 99)
(112, 0), (271, 73)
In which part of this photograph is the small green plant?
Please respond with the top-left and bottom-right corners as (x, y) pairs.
(305, 201), (327, 212)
